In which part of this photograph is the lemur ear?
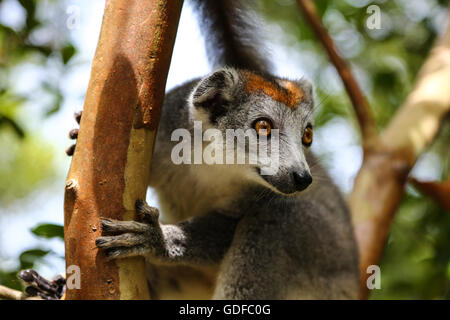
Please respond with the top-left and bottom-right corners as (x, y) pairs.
(191, 68), (238, 121)
(293, 78), (315, 109)
(297, 78), (314, 98)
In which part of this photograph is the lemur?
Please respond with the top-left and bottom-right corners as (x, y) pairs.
(95, 0), (360, 299)
(24, 0), (360, 299)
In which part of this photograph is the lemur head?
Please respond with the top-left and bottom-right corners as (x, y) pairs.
(189, 67), (315, 195)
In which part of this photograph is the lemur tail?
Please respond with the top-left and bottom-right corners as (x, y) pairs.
(189, 0), (272, 74)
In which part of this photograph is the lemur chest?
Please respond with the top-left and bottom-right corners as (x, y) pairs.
(153, 164), (247, 223)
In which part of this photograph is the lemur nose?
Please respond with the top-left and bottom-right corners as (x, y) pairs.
(292, 171), (312, 191)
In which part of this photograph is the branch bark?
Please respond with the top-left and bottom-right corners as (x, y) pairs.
(297, 0), (450, 299)
(350, 12), (450, 299)
(409, 177), (450, 211)
(64, 0), (183, 299)
(0, 285), (25, 300)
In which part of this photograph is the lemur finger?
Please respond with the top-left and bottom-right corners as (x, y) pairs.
(68, 128), (78, 139)
(104, 245), (149, 260)
(25, 286), (42, 298)
(19, 269), (60, 296)
(66, 111), (82, 157)
(100, 218), (149, 234)
(25, 286), (58, 300)
(96, 233), (148, 249)
(65, 144), (76, 156)
(135, 199), (159, 224)
(74, 110), (82, 124)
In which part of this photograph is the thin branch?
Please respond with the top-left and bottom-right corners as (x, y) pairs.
(0, 285), (25, 300)
(409, 177), (450, 212)
(296, 0), (378, 148)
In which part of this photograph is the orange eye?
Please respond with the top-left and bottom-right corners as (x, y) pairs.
(254, 119), (272, 136)
(302, 126), (313, 146)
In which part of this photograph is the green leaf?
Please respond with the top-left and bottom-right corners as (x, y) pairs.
(19, 249), (50, 270)
(0, 115), (25, 138)
(17, 0), (39, 31)
(42, 82), (63, 117)
(31, 223), (64, 239)
(61, 44), (76, 64)
(0, 270), (23, 291)
(44, 101), (61, 117)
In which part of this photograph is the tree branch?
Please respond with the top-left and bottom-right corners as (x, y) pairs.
(0, 285), (25, 300)
(64, 0), (183, 299)
(380, 25), (450, 161)
(296, 0), (450, 299)
(350, 8), (450, 299)
(409, 177), (450, 212)
(296, 0), (378, 148)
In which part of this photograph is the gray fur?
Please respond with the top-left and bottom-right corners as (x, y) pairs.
(94, 0), (359, 299)
(189, 0), (272, 73)
(98, 203), (238, 266)
(97, 68), (359, 299)
(214, 188), (359, 299)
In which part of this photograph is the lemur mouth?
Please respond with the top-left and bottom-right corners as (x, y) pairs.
(254, 167), (291, 195)
(254, 167), (274, 187)
(254, 167), (309, 196)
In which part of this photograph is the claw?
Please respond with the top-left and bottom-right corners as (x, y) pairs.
(19, 269), (38, 283)
(66, 144), (76, 156)
(95, 237), (109, 248)
(105, 248), (122, 260)
(24, 286), (57, 300)
(66, 111), (82, 157)
(19, 269), (65, 300)
(19, 269), (56, 294)
(100, 218), (149, 234)
(104, 245), (148, 260)
(24, 286), (38, 296)
(96, 202), (163, 261)
(135, 199), (159, 223)
(68, 128), (79, 139)
(74, 111), (82, 124)
(100, 218), (116, 233)
(96, 233), (147, 249)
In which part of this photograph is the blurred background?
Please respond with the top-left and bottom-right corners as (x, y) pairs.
(0, 0), (449, 299)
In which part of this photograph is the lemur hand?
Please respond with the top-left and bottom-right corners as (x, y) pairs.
(65, 110), (82, 156)
(19, 269), (65, 300)
(96, 200), (165, 260)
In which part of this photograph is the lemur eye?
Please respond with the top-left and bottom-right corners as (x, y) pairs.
(302, 126), (313, 147)
(254, 119), (272, 137)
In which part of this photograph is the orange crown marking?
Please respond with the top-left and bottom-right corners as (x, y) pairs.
(242, 72), (304, 109)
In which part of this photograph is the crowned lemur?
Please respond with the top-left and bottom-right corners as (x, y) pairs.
(68, 0), (359, 299)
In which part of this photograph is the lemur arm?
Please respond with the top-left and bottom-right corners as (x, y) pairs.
(96, 200), (238, 267)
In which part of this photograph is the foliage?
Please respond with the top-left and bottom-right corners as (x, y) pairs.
(0, 129), (56, 204)
(0, 222), (63, 291)
(259, 0), (450, 299)
(371, 194), (450, 299)
(0, 0), (75, 289)
(31, 223), (64, 239)
(0, 225), (58, 291)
